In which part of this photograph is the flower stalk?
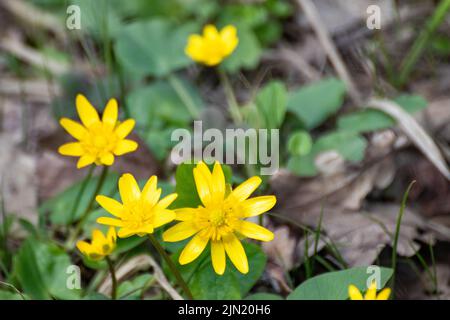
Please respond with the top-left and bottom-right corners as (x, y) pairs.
(148, 234), (193, 300)
(105, 256), (117, 300)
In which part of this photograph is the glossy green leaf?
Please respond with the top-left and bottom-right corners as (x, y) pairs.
(287, 266), (393, 300)
(287, 78), (346, 129)
(287, 130), (312, 156)
(115, 19), (197, 77)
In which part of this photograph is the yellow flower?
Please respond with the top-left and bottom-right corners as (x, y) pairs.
(96, 173), (177, 238)
(76, 227), (117, 261)
(163, 161), (276, 275)
(348, 282), (391, 300)
(185, 24), (238, 66)
(58, 94), (138, 169)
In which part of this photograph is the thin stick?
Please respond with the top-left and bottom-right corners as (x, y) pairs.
(296, 0), (362, 105)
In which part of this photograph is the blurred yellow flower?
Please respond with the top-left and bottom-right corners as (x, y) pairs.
(348, 282), (391, 300)
(185, 24), (238, 66)
(58, 94), (138, 169)
(76, 227), (116, 261)
(163, 161), (276, 275)
(96, 174), (177, 238)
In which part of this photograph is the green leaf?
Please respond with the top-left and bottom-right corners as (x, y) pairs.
(12, 240), (49, 300)
(115, 19), (197, 77)
(222, 26), (262, 73)
(188, 243), (267, 300)
(172, 162), (232, 208)
(0, 290), (26, 300)
(314, 131), (367, 162)
(287, 131), (367, 177)
(287, 153), (317, 177)
(337, 94), (428, 133)
(245, 293), (283, 300)
(287, 130), (312, 156)
(127, 79), (203, 128)
(13, 238), (81, 299)
(287, 78), (346, 129)
(254, 80), (287, 129)
(40, 172), (119, 226)
(118, 274), (153, 299)
(287, 266), (393, 300)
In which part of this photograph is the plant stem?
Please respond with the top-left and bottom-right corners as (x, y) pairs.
(147, 234), (193, 300)
(68, 165), (95, 225)
(67, 166), (109, 247)
(167, 74), (199, 119)
(105, 256), (117, 300)
(390, 180), (415, 296)
(217, 68), (243, 123)
(398, 0), (450, 86)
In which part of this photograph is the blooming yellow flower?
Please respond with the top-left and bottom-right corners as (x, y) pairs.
(163, 161), (276, 275)
(58, 94), (138, 169)
(96, 173), (177, 238)
(76, 227), (117, 261)
(348, 282), (391, 300)
(185, 24), (238, 66)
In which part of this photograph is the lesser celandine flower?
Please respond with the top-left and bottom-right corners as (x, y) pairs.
(96, 174), (177, 238)
(185, 24), (238, 66)
(348, 282), (391, 300)
(59, 94), (138, 169)
(76, 227), (116, 261)
(163, 161), (276, 275)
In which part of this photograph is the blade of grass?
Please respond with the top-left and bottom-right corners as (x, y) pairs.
(398, 0), (450, 86)
(390, 180), (416, 296)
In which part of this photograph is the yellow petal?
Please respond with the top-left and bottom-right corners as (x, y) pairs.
(77, 154), (96, 169)
(193, 162), (212, 206)
(348, 285), (363, 300)
(97, 216), (124, 227)
(155, 193), (178, 210)
(174, 208), (196, 221)
(220, 25), (238, 56)
(113, 139), (138, 156)
(107, 227), (117, 244)
(211, 161), (225, 203)
(235, 221), (274, 242)
(96, 195), (123, 217)
(211, 240), (226, 275)
(203, 24), (219, 40)
(230, 176), (261, 202)
(76, 94), (100, 128)
(241, 196), (276, 217)
(163, 221), (199, 242)
(76, 241), (92, 256)
(223, 233), (248, 274)
(102, 98), (118, 129)
(179, 233), (209, 265)
(364, 282), (377, 300)
(100, 152), (114, 166)
(118, 173), (141, 205)
(117, 228), (136, 238)
(185, 35), (204, 61)
(141, 176), (159, 207)
(115, 119), (135, 139)
(91, 229), (107, 247)
(60, 118), (87, 140)
(376, 288), (391, 300)
(58, 142), (84, 156)
(153, 209), (176, 228)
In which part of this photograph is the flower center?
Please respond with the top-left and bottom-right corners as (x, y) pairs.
(122, 201), (153, 230)
(81, 123), (118, 156)
(209, 209), (226, 227)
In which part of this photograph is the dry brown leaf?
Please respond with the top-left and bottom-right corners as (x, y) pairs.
(262, 225), (297, 270)
(368, 98), (450, 181)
